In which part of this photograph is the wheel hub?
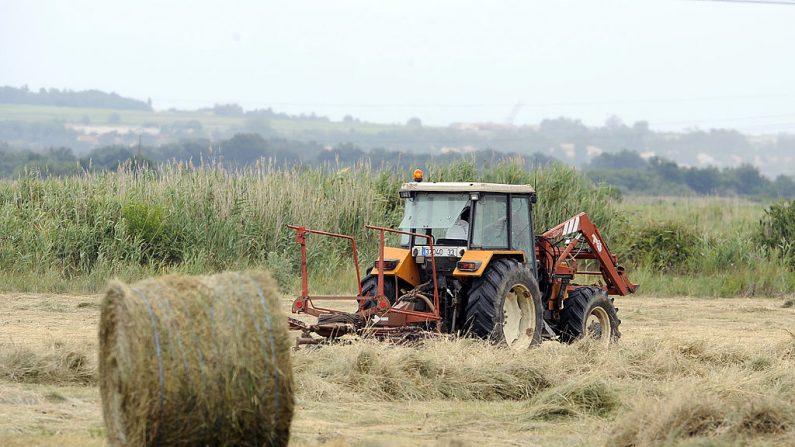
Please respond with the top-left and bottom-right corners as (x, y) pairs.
(586, 307), (612, 344)
(501, 284), (535, 350)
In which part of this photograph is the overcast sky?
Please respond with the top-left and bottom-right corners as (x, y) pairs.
(2, 0), (794, 132)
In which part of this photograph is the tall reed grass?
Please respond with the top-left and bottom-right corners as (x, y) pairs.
(616, 196), (795, 297)
(1, 160), (792, 296)
(0, 160), (620, 292)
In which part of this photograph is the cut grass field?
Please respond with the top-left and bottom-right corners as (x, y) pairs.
(1, 290), (793, 446)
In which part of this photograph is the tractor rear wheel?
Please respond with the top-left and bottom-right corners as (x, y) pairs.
(360, 274), (398, 309)
(465, 259), (543, 349)
(558, 287), (620, 345)
(317, 275), (399, 325)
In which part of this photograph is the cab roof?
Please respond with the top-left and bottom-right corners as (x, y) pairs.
(400, 182), (535, 194)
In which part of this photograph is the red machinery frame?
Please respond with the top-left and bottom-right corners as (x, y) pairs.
(286, 224), (441, 339)
(536, 212), (637, 297)
(286, 225), (364, 315)
(365, 225), (441, 326)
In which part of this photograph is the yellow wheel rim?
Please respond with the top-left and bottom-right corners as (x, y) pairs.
(502, 284), (535, 350)
(586, 306), (612, 345)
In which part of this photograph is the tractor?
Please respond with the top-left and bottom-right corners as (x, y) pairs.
(288, 169), (637, 348)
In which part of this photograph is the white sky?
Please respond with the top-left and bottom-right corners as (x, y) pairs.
(2, 0), (795, 132)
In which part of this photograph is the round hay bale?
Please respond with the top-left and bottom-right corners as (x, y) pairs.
(99, 271), (293, 447)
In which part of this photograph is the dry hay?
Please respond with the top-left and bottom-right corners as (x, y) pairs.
(0, 341), (94, 385)
(527, 377), (619, 420)
(98, 271), (293, 447)
(293, 334), (795, 445)
(606, 385), (795, 447)
(293, 338), (550, 401)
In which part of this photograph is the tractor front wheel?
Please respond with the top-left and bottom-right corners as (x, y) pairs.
(558, 287), (621, 345)
(465, 259), (543, 349)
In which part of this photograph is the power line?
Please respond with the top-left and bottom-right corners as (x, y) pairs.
(152, 93), (795, 109)
(653, 113), (795, 126)
(689, 0), (795, 5)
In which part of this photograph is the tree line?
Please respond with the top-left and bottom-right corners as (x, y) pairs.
(586, 150), (795, 198)
(0, 135), (556, 177)
(1, 135), (794, 198)
(0, 85), (152, 110)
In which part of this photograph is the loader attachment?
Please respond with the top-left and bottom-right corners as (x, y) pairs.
(537, 212), (638, 296)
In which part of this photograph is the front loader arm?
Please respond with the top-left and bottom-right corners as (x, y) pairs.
(538, 213), (637, 296)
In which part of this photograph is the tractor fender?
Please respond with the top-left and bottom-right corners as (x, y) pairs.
(453, 250), (526, 277)
(370, 247), (421, 287)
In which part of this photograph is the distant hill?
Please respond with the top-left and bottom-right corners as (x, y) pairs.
(1, 87), (795, 177)
(0, 85), (152, 111)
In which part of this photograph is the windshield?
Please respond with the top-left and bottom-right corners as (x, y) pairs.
(398, 192), (469, 230)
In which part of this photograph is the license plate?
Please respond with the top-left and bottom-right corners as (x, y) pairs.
(417, 246), (466, 257)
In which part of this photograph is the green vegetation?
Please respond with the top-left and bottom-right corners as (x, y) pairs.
(2, 126), (794, 199)
(615, 197), (795, 297)
(759, 200), (795, 265)
(0, 133), (557, 179)
(625, 221), (700, 273)
(0, 159), (791, 296)
(587, 150), (795, 198)
(2, 87), (795, 199)
(0, 103), (399, 151)
(2, 92), (795, 190)
(0, 86), (151, 110)
(0, 160), (616, 293)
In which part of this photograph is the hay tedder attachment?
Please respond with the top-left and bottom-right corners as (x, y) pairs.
(287, 176), (637, 348)
(287, 224), (444, 345)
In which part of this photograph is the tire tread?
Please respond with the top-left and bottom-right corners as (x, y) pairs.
(558, 286), (621, 343)
(465, 259), (543, 346)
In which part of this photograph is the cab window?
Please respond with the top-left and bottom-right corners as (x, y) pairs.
(472, 195), (508, 248)
(398, 192), (470, 246)
(511, 196), (533, 255)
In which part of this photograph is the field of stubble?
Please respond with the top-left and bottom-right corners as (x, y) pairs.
(1, 291), (793, 447)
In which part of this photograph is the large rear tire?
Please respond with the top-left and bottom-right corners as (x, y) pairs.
(317, 275), (398, 325)
(558, 287), (621, 345)
(465, 259), (543, 349)
(360, 274), (399, 309)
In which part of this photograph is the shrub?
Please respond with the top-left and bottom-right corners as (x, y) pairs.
(626, 221), (701, 272)
(121, 200), (183, 265)
(759, 200), (795, 267)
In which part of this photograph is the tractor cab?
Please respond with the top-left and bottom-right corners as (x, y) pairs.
(397, 179), (538, 276)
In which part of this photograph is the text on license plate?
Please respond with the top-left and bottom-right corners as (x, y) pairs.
(418, 246), (466, 257)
